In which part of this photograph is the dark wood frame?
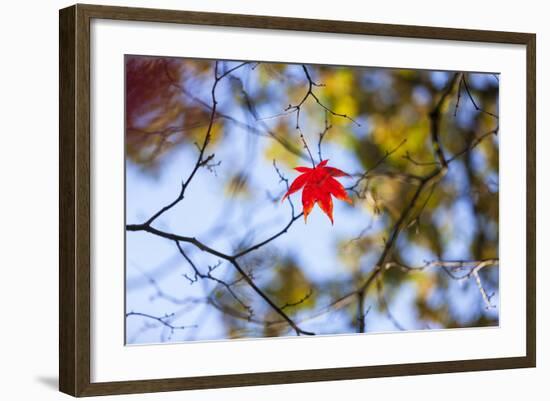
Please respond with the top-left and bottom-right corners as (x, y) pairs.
(59, 3), (536, 397)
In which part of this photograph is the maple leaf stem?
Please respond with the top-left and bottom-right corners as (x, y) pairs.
(298, 131), (316, 167)
(317, 110), (332, 163)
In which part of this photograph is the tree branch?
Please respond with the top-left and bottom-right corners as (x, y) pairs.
(164, 61), (306, 161)
(128, 60), (313, 335)
(460, 74), (499, 119)
(260, 64), (360, 132)
(126, 312), (197, 331)
(280, 289), (314, 310)
(176, 242), (253, 317)
(347, 138), (409, 198)
(142, 61), (233, 226)
(127, 223), (313, 335)
(353, 73), (461, 332)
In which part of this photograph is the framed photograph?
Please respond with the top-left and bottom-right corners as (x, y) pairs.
(59, 4), (536, 397)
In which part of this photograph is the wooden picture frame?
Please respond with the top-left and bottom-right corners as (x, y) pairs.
(59, 3), (536, 397)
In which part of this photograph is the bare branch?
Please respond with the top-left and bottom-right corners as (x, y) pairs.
(383, 258), (499, 274)
(261, 64), (360, 130)
(164, 62), (306, 161)
(353, 73), (462, 332)
(141, 61), (252, 227)
(317, 110), (332, 162)
(347, 138), (408, 198)
(280, 289), (314, 310)
(446, 126), (499, 163)
(127, 223), (313, 335)
(126, 312), (197, 331)
(273, 159), (296, 215)
(472, 268), (497, 309)
(228, 258), (314, 335)
(402, 151), (439, 167)
(356, 293), (369, 333)
(301, 65), (361, 126)
(453, 74), (463, 117)
(176, 242), (253, 317)
(233, 212), (304, 258)
(406, 184), (436, 228)
(298, 129), (316, 167)
(460, 74), (499, 119)
(384, 258), (498, 310)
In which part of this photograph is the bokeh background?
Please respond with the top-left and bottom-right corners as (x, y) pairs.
(125, 56), (499, 344)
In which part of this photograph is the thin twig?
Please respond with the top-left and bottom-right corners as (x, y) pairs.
(176, 242), (253, 317)
(317, 110), (332, 163)
(298, 130), (316, 167)
(273, 159), (296, 215)
(461, 74), (499, 119)
(347, 138), (408, 198)
(280, 289), (314, 310)
(126, 312), (197, 331)
(143, 61), (242, 226)
(262, 64), (361, 129)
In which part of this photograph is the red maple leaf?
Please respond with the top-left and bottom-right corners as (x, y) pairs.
(282, 159), (352, 224)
